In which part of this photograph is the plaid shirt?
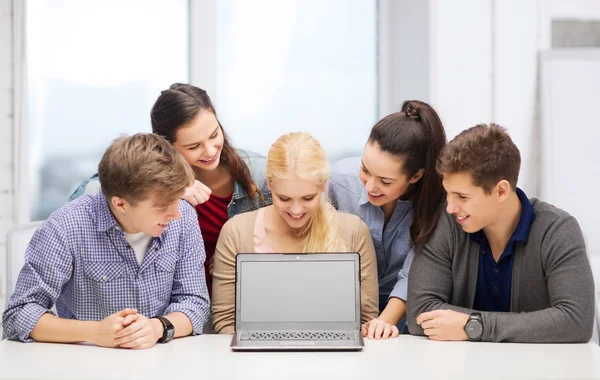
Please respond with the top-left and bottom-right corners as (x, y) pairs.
(2, 192), (210, 342)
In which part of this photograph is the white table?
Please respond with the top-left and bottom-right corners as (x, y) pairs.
(1, 334), (599, 380)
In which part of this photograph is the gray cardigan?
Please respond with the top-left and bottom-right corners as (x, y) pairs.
(407, 198), (595, 343)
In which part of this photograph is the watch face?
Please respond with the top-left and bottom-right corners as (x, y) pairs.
(465, 319), (483, 340)
(166, 328), (175, 341)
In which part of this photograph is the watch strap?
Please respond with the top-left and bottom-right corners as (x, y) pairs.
(153, 316), (174, 343)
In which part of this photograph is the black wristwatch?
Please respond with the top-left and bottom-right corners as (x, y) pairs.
(153, 316), (175, 343)
(464, 313), (483, 341)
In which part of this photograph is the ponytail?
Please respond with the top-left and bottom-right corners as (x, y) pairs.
(369, 100), (447, 248)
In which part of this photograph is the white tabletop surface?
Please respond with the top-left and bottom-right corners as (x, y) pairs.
(1, 334), (599, 380)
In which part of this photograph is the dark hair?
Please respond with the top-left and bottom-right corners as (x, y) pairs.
(368, 100), (447, 249)
(437, 123), (521, 194)
(150, 83), (264, 204)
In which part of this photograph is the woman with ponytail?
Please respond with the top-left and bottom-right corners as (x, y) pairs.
(329, 100), (447, 339)
(69, 83), (272, 297)
(211, 132), (378, 334)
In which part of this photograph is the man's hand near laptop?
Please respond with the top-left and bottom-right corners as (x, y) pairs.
(30, 308), (170, 350)
(416, 310), (469, 341)
(112, 311), (165, 349)
(89, 308), (142, 348)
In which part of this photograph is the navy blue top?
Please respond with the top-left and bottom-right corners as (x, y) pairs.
(470, 188), (535, 312)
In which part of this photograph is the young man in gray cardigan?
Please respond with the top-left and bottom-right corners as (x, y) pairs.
(407, 124), (595, 343)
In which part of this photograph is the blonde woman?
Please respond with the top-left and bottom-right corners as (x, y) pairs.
(211, 132), (379, 334)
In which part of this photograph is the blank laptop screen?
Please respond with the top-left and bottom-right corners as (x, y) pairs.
(239, 260), (357, 323)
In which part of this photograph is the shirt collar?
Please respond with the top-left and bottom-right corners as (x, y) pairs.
(95, 190), (120, 232)
(232, 180), (245, 200)
(469, 187), (536, 244)
(511, 187), (535, 243)
(359, 187), (370, 206)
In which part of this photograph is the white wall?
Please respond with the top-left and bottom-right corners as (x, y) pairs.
(429, 0), (493, 141)
(493, 0), (540, 196)
(539, 50), (600, 255)
(0, 0), (13, 312)
(378, 0), (430, 117)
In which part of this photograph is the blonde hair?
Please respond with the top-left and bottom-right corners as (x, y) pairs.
(98, 133), (194, 208)
(266, 132), (345, 252)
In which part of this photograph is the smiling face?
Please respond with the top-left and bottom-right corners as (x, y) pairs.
(268, 176), (325, 231)
(110, 193), (183, 237)
(172, 110), (224, 172)
(359, 142), (422, 207)
(442, 172), (503, 233)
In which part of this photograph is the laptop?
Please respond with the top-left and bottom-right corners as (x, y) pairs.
(230, 252), (364, 351)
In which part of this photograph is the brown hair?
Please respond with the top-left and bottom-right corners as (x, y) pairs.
(98, 133), (194, 207)
(436, 123), (521, 194)
(150, 83), (265, 204)
(368, 100), (447, 249)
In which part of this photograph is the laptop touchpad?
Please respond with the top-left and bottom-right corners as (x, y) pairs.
(280, 341), (315, 346)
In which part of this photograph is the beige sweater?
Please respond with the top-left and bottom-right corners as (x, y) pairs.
(211, 209), (379, 334)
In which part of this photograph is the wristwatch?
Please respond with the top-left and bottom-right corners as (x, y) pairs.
(464, 313), (483, 341)
(153, 316), (175, 343)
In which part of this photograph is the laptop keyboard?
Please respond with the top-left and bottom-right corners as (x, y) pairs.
(240, 332), (355, 341)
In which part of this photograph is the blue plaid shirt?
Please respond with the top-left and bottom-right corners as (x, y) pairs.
(2, 191), (210, 342)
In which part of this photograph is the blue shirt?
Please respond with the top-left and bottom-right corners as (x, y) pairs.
(329, 157), (413, 312)
(470, 187), (535, 312)
(2, 191), (210, 342)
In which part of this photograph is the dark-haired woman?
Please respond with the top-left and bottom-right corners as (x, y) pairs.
(328, 100), (447, 339)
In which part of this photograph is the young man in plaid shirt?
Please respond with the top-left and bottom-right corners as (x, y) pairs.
(3, 133), (210, 349)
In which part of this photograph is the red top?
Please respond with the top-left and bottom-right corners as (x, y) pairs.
(196, 192), (233, 296)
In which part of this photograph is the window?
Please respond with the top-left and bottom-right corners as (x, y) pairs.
(26, 0), (189, 220)
(211, 0), (378, 160)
